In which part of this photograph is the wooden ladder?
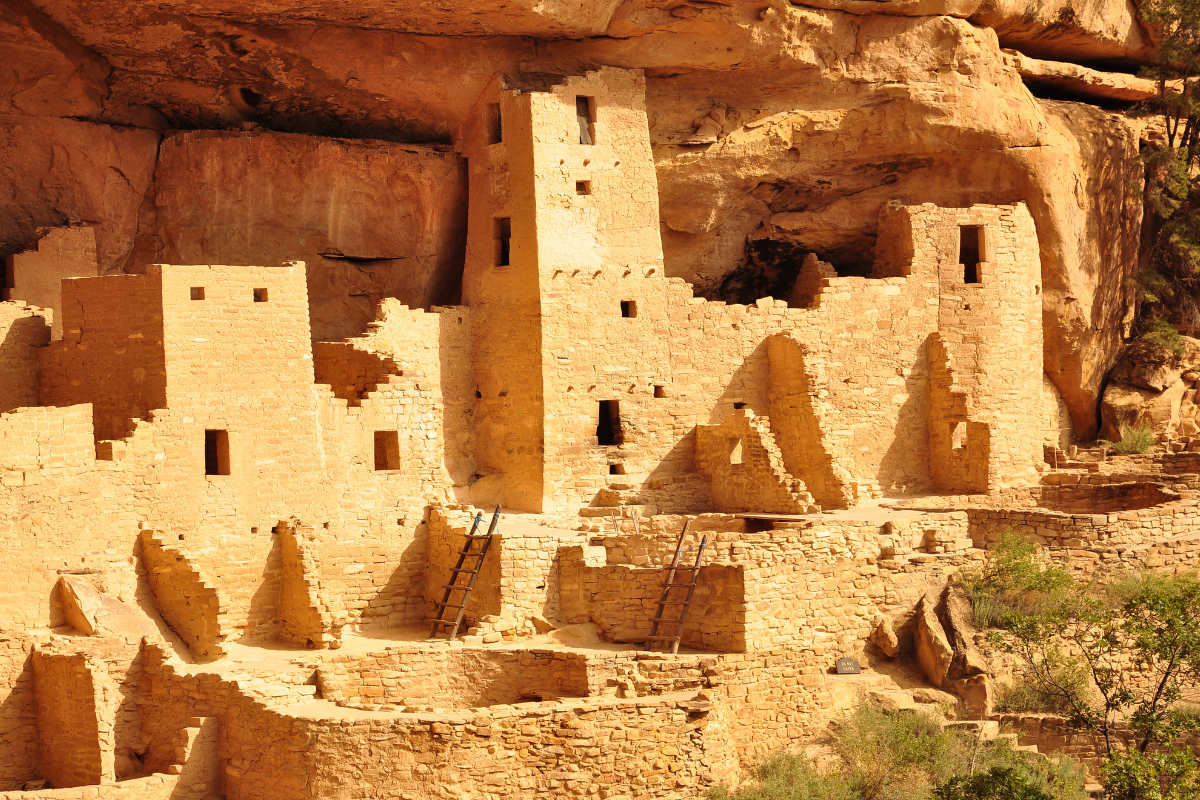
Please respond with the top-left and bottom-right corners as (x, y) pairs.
(429, 506), (500, 640)
(645, 520), (709, 654)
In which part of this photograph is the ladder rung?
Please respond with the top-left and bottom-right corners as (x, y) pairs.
(441, 583), (469, 590)
(431, 619), (459, 626)
(643, 635), (682, 641)
(435, 602), (466, 610)
(657, 599), (690, 605)
(449, 567), (479, 573)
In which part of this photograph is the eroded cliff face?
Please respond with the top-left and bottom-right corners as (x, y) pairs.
(0, 0), (1149, 436)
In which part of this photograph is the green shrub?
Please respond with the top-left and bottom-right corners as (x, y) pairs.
(1140, 316), (1188, 359)
(707, 752), (856, 800)
(1099, 419), (1157, 455)
(934, 767), (1052, 800)
(994, 680), (1082, 716)
(834, 706), (958, 800)
(708, 707), (1087, 800)
(1102, 747), (1200, 800)
(964, 530), (1071, 628)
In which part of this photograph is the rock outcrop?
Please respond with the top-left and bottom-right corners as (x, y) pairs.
(915, 592), (954, 687)
(1101, 337), (1200, 441)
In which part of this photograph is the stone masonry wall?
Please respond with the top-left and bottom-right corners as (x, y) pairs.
(695, 409), (816, 514)
(31, 651), (103, 788)
(0, 303), (48, 413)
(38, 274), (166, 441)
(5, 226), (98, 341)
(318, 648), (590, 708)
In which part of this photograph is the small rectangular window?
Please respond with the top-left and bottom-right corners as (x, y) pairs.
(204, 430), (229, 476)
(951, 422), (967, 450)
(253, 288), (268, 302)
(576, 96), (595, 145)
(653, 385), (666, 398)
(959, 226), (982, 284)
(621, 300), (637, 318)
(494, 218), (511, 267)
(374, 431), (400, 471)
(609, 463), (626, 475)
(190, 287), (205, 301)
(597, 400), (622, 446)
(575, 180), (592, 195)
(485, 103), (502, 144)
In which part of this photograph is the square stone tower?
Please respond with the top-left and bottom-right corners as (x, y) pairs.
(458, 67), (671, 513)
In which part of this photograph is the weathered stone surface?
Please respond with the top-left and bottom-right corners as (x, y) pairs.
(57, 575), (102, 635)
(56, 576), (157, 638)
(1003, 50), (1160, 102)
(951, 674), (994, 720)
(1100, 337), (1200, 440)
(915, 593), (953, 687)
(0, 0), (108, 118)
(873, 615), (900, 658)
(941, 583), (989, 684)
(0, 113), (159, 269)
(148, 129), (467, 341)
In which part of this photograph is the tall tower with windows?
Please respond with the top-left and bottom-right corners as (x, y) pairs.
(457, 67), (671, 513)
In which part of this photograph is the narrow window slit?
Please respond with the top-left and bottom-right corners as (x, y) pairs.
(495, 218), (511, 267)
(205, 430), (229, 476)
(597, 400), (622, 446)
(576, 97), (595, 145)
(374, 431), (400, 471)
(959, 226), (982, 284)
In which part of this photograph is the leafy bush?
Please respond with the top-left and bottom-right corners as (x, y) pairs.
(707, 752), (856, 800)
(834, 706), (957, 800)
(994, 679), (1083, 716)
(1099, 419), (1158, 456)
(934, 767), (1052, 800)
(1140, 316), (1188, 358)
(963, 530), (1071, 629)
(708, 707), (1086, 800)
(1102, 748), (1200, 800)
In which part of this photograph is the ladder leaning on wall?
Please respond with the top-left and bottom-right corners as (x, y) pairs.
(644, 520), (708, 654)
(429, 506), (501, 640)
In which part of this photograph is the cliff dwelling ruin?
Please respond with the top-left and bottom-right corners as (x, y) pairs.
(0, 0), (1193, 797)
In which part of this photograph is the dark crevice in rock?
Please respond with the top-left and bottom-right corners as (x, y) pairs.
(1021, 78), (1139, 111)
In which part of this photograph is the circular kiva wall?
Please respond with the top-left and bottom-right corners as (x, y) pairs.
(318, 649), (591, 709)
(1035, 481), (1177, 514)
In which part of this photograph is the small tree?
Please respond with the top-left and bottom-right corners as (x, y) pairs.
(1134, 0), (1200, 328)
(1002, 573), (1200, 798)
